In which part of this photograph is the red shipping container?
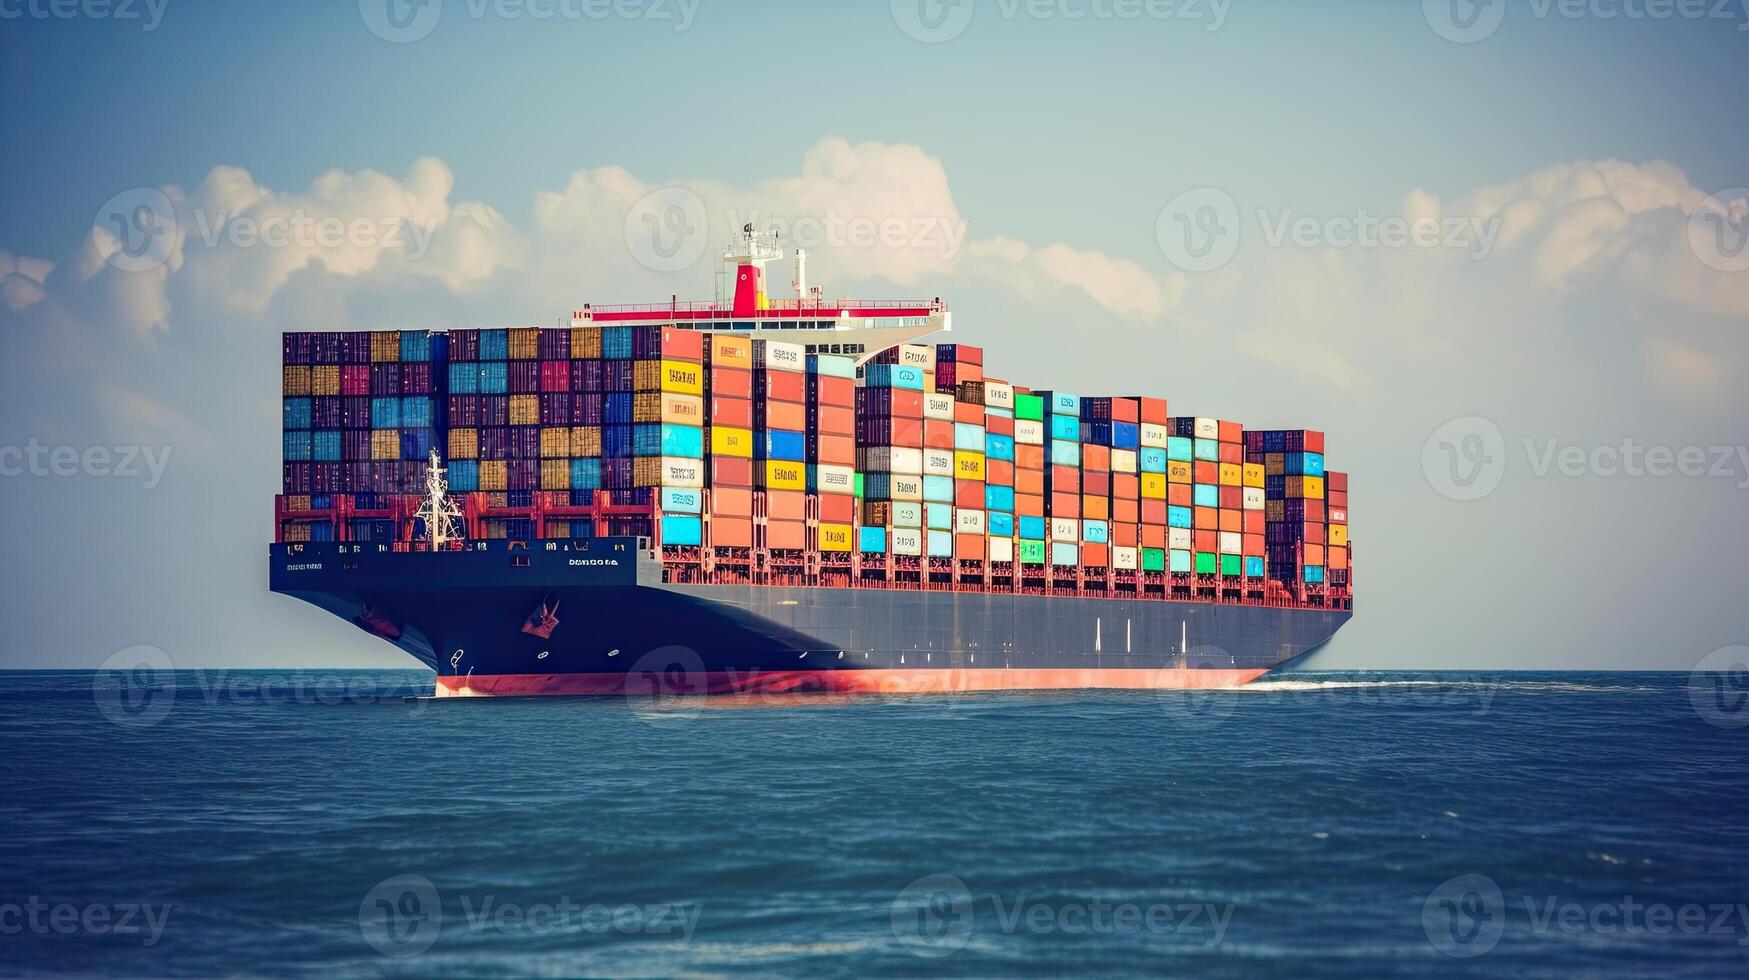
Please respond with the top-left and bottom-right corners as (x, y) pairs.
(1015, 444), (1046, 470)
(813, 376), (855, 408)
(1326, 470), (1347, 493)
(1168, 484), (1193, 507)
(1244, 511), (1264, 535)
(815, 435), (855, 466)
(819, 493), (855, 524)
(814, 405), (855, 436)
(1328, 490), (1347, 509)
(1305, 522), (1326, 545)
(1243, 533), (1264, 557)
(711, 397), (753, 428)
(1083, 444), (1110, 472)
(1136, 397), (1168, 425)
(660, 327), (704, 361)
(1218, 420), (1242, 443)
(1049, 465), (1080, 490)
(924, 420), (954, 450)
(1083, 471), (1111, 496)
(541, 361), (571, 393)
(955, 480), (984, 509)
(759, 370), (804, 402)
(1083, 495), (1109, 521)
(1112, 498), (1138, 524)
(1051, 492), (1080, 518)
(1194, 506), (1218, 528)
(1113, 522), (1138, 548)
(711, 486), (752, 516)
(709, 517), (752, 547)
(954, 401), (985, 425)
(865, 387), (923, 417)
(1141, 524), (1167, 549)
(1305, 431), (1326, 454)
(1111, 399), (1140, 424)
(712, 457), (753, 487)
(891, 418), (924, 449)
(1141, 499), (1167, 525)
(767, 520), (806, 550)
(1016, 493), (1046, 517)
(954, 533), (985, 561)
(986, 459), (1015, 486)
(1219, 442), (1243, 464)
(1328, 546), (1348, 570)
(1194, 461), (1218, 484)
(1218, 509), (1241, 533)
(1305, 543), (1325, 565)
(1306, 500), (1326, 522)
(1112, 473), (1139, 499)
(943, 344), (984, 365)
(1016, 468), (1044, 495)
(1082, 542), (1109, 567)
(1193, 529), (1217, 552)
(958, 362), (984, 384)
(767, 491), (807, 521)
(1219, 486), (1243, 509)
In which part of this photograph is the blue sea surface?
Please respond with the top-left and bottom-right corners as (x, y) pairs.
(1, 670), (1746, 977)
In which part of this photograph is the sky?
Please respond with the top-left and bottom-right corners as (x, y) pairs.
(1, 0), (1747, 670)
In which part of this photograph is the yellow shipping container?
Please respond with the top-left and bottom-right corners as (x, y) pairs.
(709, 334), (753, 369)
(661, 393), (704, 425)
(1264, 452), (1285, 476)
(447, 428), (479, 460)
(1140, 472), (1168, 499)
(1329, 523), (1348, 547)
(1218, 462), (1242, 486)
(310, 365), (341, 396)
(284, 495), (313, 512)
(818, 522), (854, 552)
(371, 430), (400, 460)
(1167, 460), (1193, 484)
(1266, 499), (1285, 522)
(660, 359), (704, 396)
(711, 426), (754, 458)
(632, 360), (662, 391)
(764, 460), (806, 491)
(632, 392), (663, 423)
(541, 459), (571, 490)
(570, 426), (601, 457)
(370, 331), (401, 363)
(539, 427), (571, 458)
(509, 395), (540, 426)
(282, 365), (311, 397)
(480, 461), (508, 492)
(1243, 463), (1265, 488)
(571, 327), (603, 359)
(954, 451), (986, 481)
(632, 457), (663, 488)
(508, 327), (539, 360)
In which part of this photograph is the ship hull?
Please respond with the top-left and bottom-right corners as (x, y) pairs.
(270, 540), (1349, 696)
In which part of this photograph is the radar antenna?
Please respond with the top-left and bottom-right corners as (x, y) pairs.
(415, 447), (465, 550)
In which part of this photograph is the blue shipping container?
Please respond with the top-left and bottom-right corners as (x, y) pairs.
(402, 397), (433, 429)
(1168, 505), (1193, 528)
(1245, 556), (1265, 577)
(1140, 447), (1168, 472)
(1050, 440), (1081, 467)
(953, 423), (985, 453)
(1169, 549), (1191, 573)
(1304, 565), (1326, 584)
(659, 487), (701, 513)
(859, 526), (887, 553)
(1167, 436), (1194, 462)
(926, 502), (953, 531)
(764, 429), (806, 461)
(661, 514), (702, 547)
(1194, 483), (1219, 508)
(313, 430), (342, 461)
(984, 484), (1015, 512)
(479, 362), (509, 394)
(570, 458), (601, 490)
(865, 364), (925, 390)
(448, 362), (479, 394)
(283, 398), (312, 430)
(985, 434), (1015, 462)
(1082, 520), (1109, 543)
(661, 424), (704, 458)
(922, 475), (954, 502)
(282, 431), (312, 461)
(479, 329), (509, 361)
(449, 461), (479, 492)
(371, 397), (401, 429)
(988, 511), (1015, 537)
(1019, 515), (1047, 539)
(927, 529), (953, 558)
(400, 331), (432, 362)
(1049, 414), (1079, 441)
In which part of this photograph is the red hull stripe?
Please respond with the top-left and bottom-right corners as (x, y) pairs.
(585, 306), (935, 323)
(435, 668), (1270, 698)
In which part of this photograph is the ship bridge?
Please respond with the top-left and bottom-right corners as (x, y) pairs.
(572, 224), (950, 365)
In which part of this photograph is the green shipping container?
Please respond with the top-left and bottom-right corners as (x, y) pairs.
(1014, 393), (1044, 421)
(1019, 539), (1046, 565)
(1194, 551), (1217, 574)
(1141, 547), (1166, 571)
(854, 472), (863, 498)
(1220, 553), (1242, 577)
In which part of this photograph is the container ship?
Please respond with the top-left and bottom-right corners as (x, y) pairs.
(270, 227), (1352, 697)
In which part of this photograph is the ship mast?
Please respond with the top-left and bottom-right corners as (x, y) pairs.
(415, 447), (465, 550)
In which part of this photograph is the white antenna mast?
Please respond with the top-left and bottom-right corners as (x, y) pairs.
(415, 447), (465, 549)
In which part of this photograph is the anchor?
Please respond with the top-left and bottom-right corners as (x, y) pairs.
(521, 594), (560, 639)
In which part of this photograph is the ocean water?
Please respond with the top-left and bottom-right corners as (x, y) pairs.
(2, 670), (1746, 977)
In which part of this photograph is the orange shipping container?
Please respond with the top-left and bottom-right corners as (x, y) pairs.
(819, 493), (856, 524)
(1112, 473), (1139, 499)
(1244, 533), (1265, 557)
(711, 486), (753, 517)
(1112, 498), (1139, 524)
(1328, 546), (1348, 570)
(1015, 443), (1046, 470)
(1305, 543), (1325, 566)
(986, 459), (1014, 486)
(955, 480), (984, 509)
(1016, 493), (1046, 517)
(767, 520), (806, 550)
(1051, 492), (1081, 518)
(1113, 523), (1138, 548)
(766, 490), (807, 521)
(1083, 470), (1110, 496)
(1137, 397), (1168, 425)
(710, 397), (752, 428)
(814, 376), (855, 408)
(1168, 484), (1193, 507)
(1141, 499), (1167, 525)
(890, 418), (925, 448)
(1082, 543), (1109, 567)
(1194, 529), (1217, 552)
(762, 371), (804, 402)
(1219, 509), (1242, 533)
(1244, 510), (1264, 535)
(1142, 524), (1167, 549)
(1083, 444), (1110, 471)
(1194, 461), (1218, 484)
(954, 401), (985, 425)
(1194, 506), (1218, 528)
(708, 334), (752, 369)
(1219, 442), (1243, 464)
(660, 327), (705, 361)
(955, 533), (985, 561)
(1083, 495), (1109, 521)
(1218, 420), (1242, 443)
(815, 405), (855, 436)
(711, 516), (753, 548)
(765, 401), (806, 431)
(712, 457), (753, 487)
(1016, 468), (1045, 495)
(815, 434), (855, 467)
(1049, 465), (1080, 490)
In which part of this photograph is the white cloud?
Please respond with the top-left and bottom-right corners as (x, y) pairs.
(0, 251), (52, 311)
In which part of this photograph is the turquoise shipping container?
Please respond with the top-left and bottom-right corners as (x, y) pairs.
(660, 514), (703, 547)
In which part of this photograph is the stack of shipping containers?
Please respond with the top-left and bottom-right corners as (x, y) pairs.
(278, 326), (1349, 608)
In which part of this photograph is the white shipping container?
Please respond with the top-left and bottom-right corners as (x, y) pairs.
(814, 464), (855, 494)
(864, 447), (923, 474)
(1139, 423), (1169, 448)
(762, 340), (805, 372)
(923, 448), (954, 476)
(890, 528), (924, 556)
(896, 344), (936, 372)
(989, 536), (1014, 563)
(1113, 546), (1139, 570)
(1243, 487), (1265, 510)
(956, 509), (986, 534)
(892, 501), (923, 528)
(659, 456), (705, 488)
(983, 381), (1014, 410)
(1110, 448), (1137, 473)
(1329, 508), (1348, 523)
(1194, 417), (1219, 440)
(923, 393), (956, 420)
(1169, 527), (1191, 550)
(891, 474), (924, 501)
(1050, 517), (1078, 541)
(1219, 531), (1242, 555)
(1014, 419), (1045, 445)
